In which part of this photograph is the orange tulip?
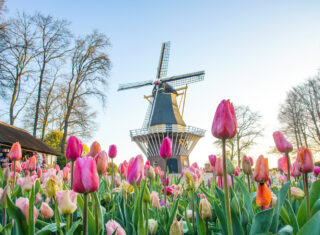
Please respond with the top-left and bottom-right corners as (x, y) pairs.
(297, 146), (314, 173)
(29, 156), (37, 171)
(254, 155), (269, 183)
(89, 141), (101, 157)
(256, 183), (271, 207)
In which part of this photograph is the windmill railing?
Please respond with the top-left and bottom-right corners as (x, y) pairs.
(130, 125), (206, 138)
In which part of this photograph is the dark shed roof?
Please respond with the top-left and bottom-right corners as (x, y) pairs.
(0, 122), (60, 156)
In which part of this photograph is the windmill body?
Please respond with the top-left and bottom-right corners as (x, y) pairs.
(118, 42), (205, 173)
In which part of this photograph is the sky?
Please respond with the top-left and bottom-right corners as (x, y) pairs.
(4, 0), (320, 168)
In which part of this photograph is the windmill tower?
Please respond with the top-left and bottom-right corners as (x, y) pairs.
(118, 42), (205, 173)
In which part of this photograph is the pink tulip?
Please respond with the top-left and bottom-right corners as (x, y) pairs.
(314, 166), (320, 177)
(40, 202), (54, 220)
(217, 174), (232, 189)
(154, 166), (161, 175)
(277, 157), (283, 172)
(16, 197), (38, 224)
(63, 166), (70, 181)
(150, 191), (160, 209)
(162, 185), (175, 195)
(66, 136), (83, 161)
(8, 142), (22, 160)
(28, 156), (37, 171)
(249, 157), (254, 166)
(208, 155), (216, 167)
(118, 160), (128, 178)
(163, 177), (169, 186)
(22, 160), (29, 171)
(235, 166), (239, 176)
(159, 137), (172, 159)
(17, 176), (37, 192)
(214, 158), (223, 176)
(108, 145), (117, 159)
(37, 168), (42, 178)
(89, 141), (101, 158)
(242, 155), (252, 175)
(73, 157), (99, 193)
(95, 151), (108, 175)
(126, 155), (144, 185)
(31, 170), (37, 176)
(273, 131), (293, 153)
(12, 161), (22, 173)
(297, 147), (314, 173)
(105, 220), (126, 235)
(55, 165), (60, 174)
(281, 155), (292, 175)
(211, 99), (237, 139)
(36, 193), (42, 205)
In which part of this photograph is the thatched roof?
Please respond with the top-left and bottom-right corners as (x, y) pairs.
(0, 122), (60, 156)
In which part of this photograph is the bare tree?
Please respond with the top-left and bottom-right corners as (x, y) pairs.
(60, 31), (111, 153)
(214, 105), (264, 166)
(31, 13), (71, 137)
(0, 12), (37, 125)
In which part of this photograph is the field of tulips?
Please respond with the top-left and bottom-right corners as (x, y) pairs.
(1, 99), (320, 235)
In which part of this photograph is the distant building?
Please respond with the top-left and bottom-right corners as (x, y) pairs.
(0, 122), (60, 168)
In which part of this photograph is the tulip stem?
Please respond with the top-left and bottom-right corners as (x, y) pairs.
(145, 202), (149, 234)
(285, 152), (291, 203)
(83, 193), (88, 235)
(247, 174), (251, 193)
(205, 220), (209, 235)
(70, 160), (74, 227)
(66, 214), (70, 232)
(191, 189), (195, 233)
(303, 173), (310, 220)
(164, 159), (167, 212)
(111, 158), (114, 189)
(222, 138), (233, 235)
(13, 161), (16, 191)
(2, 208), (6, 226)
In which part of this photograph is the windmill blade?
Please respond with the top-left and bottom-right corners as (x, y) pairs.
(160, 71), (205, 88)
(157, 41), (170, 79)
(118, 80), (154, 91)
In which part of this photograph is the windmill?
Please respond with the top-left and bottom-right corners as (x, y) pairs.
(118, 42), (205, 173)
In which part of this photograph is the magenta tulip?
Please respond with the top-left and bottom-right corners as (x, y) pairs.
(314, 166), (320, 177)
(66, 136), (83, 161)
(159, 137), (172, 159)
(108, 145), (117, 159)
(292, 160), (301, 177)
(208, 155), (216, 167)
(211, 99), (237, 139)
(72, 157), (99, 193)
(126, 155), (144, 185)
(273, 131), (293, 153)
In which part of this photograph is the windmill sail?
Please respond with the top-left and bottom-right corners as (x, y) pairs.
(157, 41), (170, 79)
(118, 80), (153, 91)
(161, 71), (205, 88)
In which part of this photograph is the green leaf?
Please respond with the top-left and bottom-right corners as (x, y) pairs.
(77, 194), (96, 235)
(250, 208), (273, 235)
(297, 211), (320, 235)
(6, 195), (28, 234)
(36, 223), (66, 235)
(311, 198), (320, 216)
(168, 199), (179, 231)
(235, 177), (254, 219)
(278, 225), (293, 235)
(93, 191), (104, 234)
(1, 223), (12, 235)
(28, 185), (35, 235)
(270, 182), (290, 233)
(230, 204), (245, 235)
(184, 205), (194, 235)
(66, 220), (81, 235)
(195, 205), (206, 235)
(212, 200), (227, 235)
(284, 200), (299, 235)
(35, 179), (41, 195)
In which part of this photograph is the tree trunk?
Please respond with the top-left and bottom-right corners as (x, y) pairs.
(9, 77), (19, 125)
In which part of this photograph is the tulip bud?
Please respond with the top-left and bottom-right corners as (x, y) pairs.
(95, 151), (108, 175)
(108, 145), (117, 159)
(242, 155), (252, 175)
(160, 137), (172, 159)
(8, 142), (22, 160)
(55, 190), (77, 214)
(148, 219), (158, 235)
(89, 141), (101, 158)
(314, 166), (320, 177)
(73, 157), (99, 193)
(169, 219), (183, 235)
(3, 167), (10, 182)
(291, 187), (305, 200)
(199, 198), (212, 221)
(208, 155), (216, 166)
(214, 158), (223, 176)
(256, 183), (271, 208)
(0, 185), (10, 207)
(105, 220), (126, 235)
(143, 183), (150, 203)
(297, 147), (314, 173)
(226, 158), (235, 175)
(254, 155), (269, 183)
(148, 166), (155, 180)
(66, 136), (83, 160)
(211, 99), (237, 139)
(40, 202), (54, 220)
(273, 131), (293, 153)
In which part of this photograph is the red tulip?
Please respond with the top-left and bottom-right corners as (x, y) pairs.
(95, 151), (108, 175)
(108, 145), (117, 159)
(273, 131), (293, 153)
(37, 168), (42, 178)
(211, 99), (237, 139)
(254, 155), (269, 183)
(297, 146), (314, 173)
(256, 183), (271, 207)
(72, 157), (99, 193)
(29, 156), (37, 171)
(126, 155), (144, 185)
(281, 155), (292, 175)
(160, 137), (172, 159)
(8, 142), (22, 160)
(208, 155), (216, 167)
(154, 166), (161, 175)
(235, 166), (239, 176)
(89, 141), (101, 158)
(66, 136), (83, 161)
(214, 158), (223, 176)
